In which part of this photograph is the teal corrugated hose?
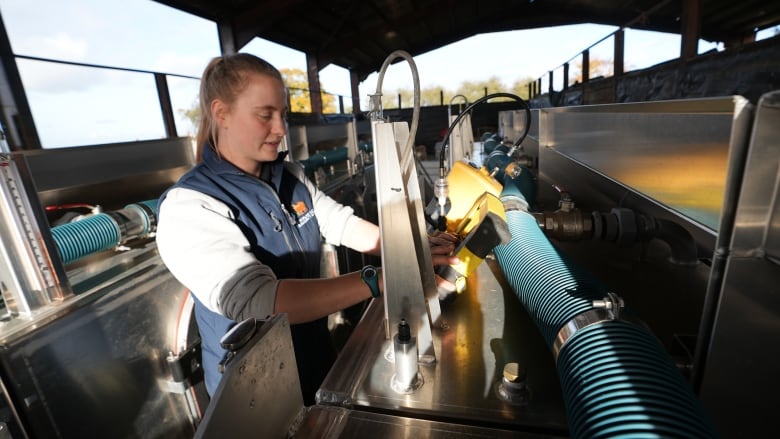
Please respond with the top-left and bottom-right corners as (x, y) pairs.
(300, 147), (349, 175)
(51, 213), (121, 264)
(51, 199), (159, 265)
(494, 186), (716, 438)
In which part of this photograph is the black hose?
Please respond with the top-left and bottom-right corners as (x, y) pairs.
(438, 92), (532, 172)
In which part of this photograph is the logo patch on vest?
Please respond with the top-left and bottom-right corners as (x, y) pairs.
(292, 201), (307, 216)
(291, 200), (314, 227)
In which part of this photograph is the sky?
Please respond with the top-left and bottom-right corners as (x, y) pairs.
(0, 0), (753, 148)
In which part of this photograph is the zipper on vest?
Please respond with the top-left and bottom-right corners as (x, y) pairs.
(281, 202), (309, 269)
(268, 211), (283, 232)
(266, 205), (308, 271)
(256, 174), (311, 274)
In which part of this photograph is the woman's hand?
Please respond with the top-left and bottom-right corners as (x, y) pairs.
(429, 232), (460, 293)
(428, 232), (460, 267)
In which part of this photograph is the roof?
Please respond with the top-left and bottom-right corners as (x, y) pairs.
(154, 0), (780, 81)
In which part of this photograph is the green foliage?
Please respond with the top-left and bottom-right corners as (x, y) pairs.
(281, 67), (310, 112)
(178, 99), (200, 136)
(176, 67), (340, 127)
(280, 68), (337, 113)
(574, 56), (612, 81)
(177, 69), (538, 123)
(511, 78), (534, 100)
(379, 74), (535, 109)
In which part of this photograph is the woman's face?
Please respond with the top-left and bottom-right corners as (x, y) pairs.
(215, 72), (287, 176)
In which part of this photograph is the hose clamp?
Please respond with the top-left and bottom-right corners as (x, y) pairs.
(553, 292), (630, 360)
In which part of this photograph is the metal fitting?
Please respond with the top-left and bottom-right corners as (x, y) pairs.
(592, 292), (625, 320)
(496, 362), (529, 405)
(553, 292), (632, 360)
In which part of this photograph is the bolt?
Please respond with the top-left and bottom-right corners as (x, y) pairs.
(503, 362), (526, 383)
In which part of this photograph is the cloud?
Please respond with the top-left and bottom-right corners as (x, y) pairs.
(11, 32), (101, 93)
(151, 52), (210, 78)
(15, 32), (88, 61)
(16, 58), (116, 94)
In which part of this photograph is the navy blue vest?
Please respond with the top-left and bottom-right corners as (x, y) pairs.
(162, 145), (335, 404)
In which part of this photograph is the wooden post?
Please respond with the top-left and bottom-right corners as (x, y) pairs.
(350, 69), (360, 114)
(548, 71), (554, 94)
(680, 0), (701, 60)
(614, 29), (624, 76)
(582, 49), (590, 83)
(306, 53), (323, 114)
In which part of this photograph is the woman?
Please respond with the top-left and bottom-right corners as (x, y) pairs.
(156, 53), (455, 404)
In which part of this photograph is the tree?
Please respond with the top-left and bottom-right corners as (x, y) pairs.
(281, 68), (311, 112)
(178, 99), (200, 136)
(421, 87), (444, 106)
(379, 87), (413, 109)
(177, 68), (339, 127)
(279, 68), (336, 113)
(455, 76), (508, 102)
(573, 56), (613, 82)
(178, 69), (544, 122)
(378, 75), (520, 110)
(511, 77), (534, 100)
(378, 86), (452, 109)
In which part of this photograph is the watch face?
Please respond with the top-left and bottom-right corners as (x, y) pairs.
(361, 265), (380, 297)
(362, 266), (377, 279)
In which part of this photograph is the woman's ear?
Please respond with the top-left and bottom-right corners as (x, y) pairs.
(211, 99), (228, 129)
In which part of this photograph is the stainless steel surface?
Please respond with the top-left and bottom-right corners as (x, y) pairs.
(448, 113), (474, 167)
(318, 260), (568, 434)
(0, 152), (70, 321)
(499, 109), (539, 162)
(717, 92), (780, 258)
(0, 139), (201, 437)
(22, 137), (194, 210)
(698, 91), (780, 438)
(295, 405), (564, 438)
(0, 244), (197, 438)
(538, 97), (750, 231)
(287, 119), (367, 164)
(195, 315), (303, 439)
(372, 120), (440, 361)
(391, 325), (422, 393)
(499, 108), (539, 141)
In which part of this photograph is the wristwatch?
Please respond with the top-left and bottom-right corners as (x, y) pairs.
(361, 265), (381, 298)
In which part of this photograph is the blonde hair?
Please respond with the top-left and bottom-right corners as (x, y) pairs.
(195, 53), (284, 161)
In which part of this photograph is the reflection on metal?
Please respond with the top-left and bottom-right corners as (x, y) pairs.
(22, 137), (194, 210)
(500, 108), (539, 140)
(318, 261), (568, 432)
(372, 120), (440, 362)
(0, 245), (197, 438)
(0, 138), (200, 437)
(390, 319), (422, 393)
(698, 91), (780, 438)
(195, 315), (303, 439)
(0, 148), (71, 322)
(538, 97), (751, 231)
(499, 109), (540, 163)
(448, 113), (474, 166)
(287, 118), (370, 189)
(295, 405), (553, 438)
(496, 362), (529, 406)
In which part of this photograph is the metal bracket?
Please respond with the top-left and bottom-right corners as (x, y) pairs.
(167, 339), (203, 387)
